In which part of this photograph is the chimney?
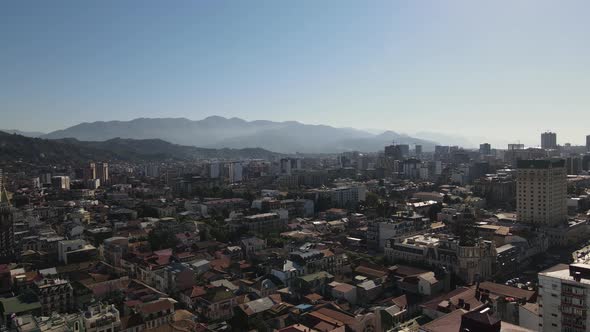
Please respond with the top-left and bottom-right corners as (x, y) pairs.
(574, 271), (582, 282)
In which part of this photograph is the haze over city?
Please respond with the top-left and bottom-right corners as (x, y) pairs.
(3, 1), (590, 147)
(4, 2), (590, 332)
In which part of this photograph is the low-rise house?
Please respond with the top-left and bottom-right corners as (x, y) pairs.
(357, 279), (383, 304)
(239, 275), (280, 298)
(240, 237), (266, 257)
(292, 271), (334, 297)
(193, 286), (237, 322)
(83, 303), (121, 332)
(329, 282), (357, 305)
(138, 299), (175, 330)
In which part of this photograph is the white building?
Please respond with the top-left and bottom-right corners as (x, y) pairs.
(209, 161), (220, 178)
(57, 239), (96, 264)
(228, 162), (243, 183)
(330, 186), (366, 208)
(538, 263), (590, 332)
(51, 176), (70, 190)
(83, 303), (121, 332)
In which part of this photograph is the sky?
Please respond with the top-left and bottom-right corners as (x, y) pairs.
(1, 0), (590, 147)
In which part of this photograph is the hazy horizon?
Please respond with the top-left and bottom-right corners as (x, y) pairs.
(2, 1), (590, 147)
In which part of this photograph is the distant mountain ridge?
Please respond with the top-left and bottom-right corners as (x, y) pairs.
(0, 129), (45, 138)
(0, 131), (281, 163)
(42, 116), (437, 153)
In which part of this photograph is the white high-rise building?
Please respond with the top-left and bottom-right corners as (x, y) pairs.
(229, 162), (243, 183)
(209, 161), (220, 178)
(96, 162), (109, 183)
(538, 263), (590, 332)
(516, 159), (567, 227)
(51, 176), (71, 190)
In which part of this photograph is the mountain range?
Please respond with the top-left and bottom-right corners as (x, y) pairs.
(41, 116), (437, 153)
(0, 131), (281, 163)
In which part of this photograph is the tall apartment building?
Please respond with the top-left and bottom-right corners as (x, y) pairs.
(51, 176), (71, 190)
(516, 159), (567, 227)
(385, 144), (405, 160)
(538, 263), (590, 332)
(541, 131), (558, 149)
(280, 158), (302, 175)
(95, 162), (109, 184)
(479, 143), (492, 156)
(414, 144), (423, 157)
(0, 185), (15, 259)
(208, 161), (220, 178)
(83, 162), (96, 180)
(586, 135), (590, 152)
(228, 162), (243, 183)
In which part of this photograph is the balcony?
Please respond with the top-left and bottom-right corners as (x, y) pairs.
(562, 290), (586, 298)
(561, 301), (586, 309)
(562, 321), (586, 330)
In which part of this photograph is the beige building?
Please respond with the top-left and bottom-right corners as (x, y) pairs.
(516, 159), (567, 227)
(385, 234), (496, 284)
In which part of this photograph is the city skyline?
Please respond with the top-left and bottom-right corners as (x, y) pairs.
(2, 1), (590, 146)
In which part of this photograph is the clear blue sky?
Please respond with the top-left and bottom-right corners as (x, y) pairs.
(1, 0), (590, 146)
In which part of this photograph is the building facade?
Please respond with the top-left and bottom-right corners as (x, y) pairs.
(385, 234), (496, 284)
(541, 132), (558, 150)
(538, 263), (590, 332)
(0, 186), (15, 259)
(516, 159), (567, 227)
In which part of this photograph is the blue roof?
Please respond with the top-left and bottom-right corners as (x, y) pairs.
(295, 304), (313, 311)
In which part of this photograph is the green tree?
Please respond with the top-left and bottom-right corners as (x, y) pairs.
(365, 192), (380, 208)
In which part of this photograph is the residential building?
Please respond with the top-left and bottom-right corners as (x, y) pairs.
(194, 286), (237, 322)
(232, 212), (287, 235)
(480, 143), (492, 156)
(541, 132), (557, 150)
(0, 185), (15, 259)
(138, 299), (174, 330)
(83, 303), (121, 332)
(516, 159), (567, 227)
(228, 162), (242, 183)
(84, 162), (96, 180)
(538, 263), (590, 332)
(34, 278), (74, 315)
(330, 186), (366, 208)
(51, 176), (70, 190)
(95, 163), (109, 184)
(15, 313), (83, 332)
(57, 239), (97, 264)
